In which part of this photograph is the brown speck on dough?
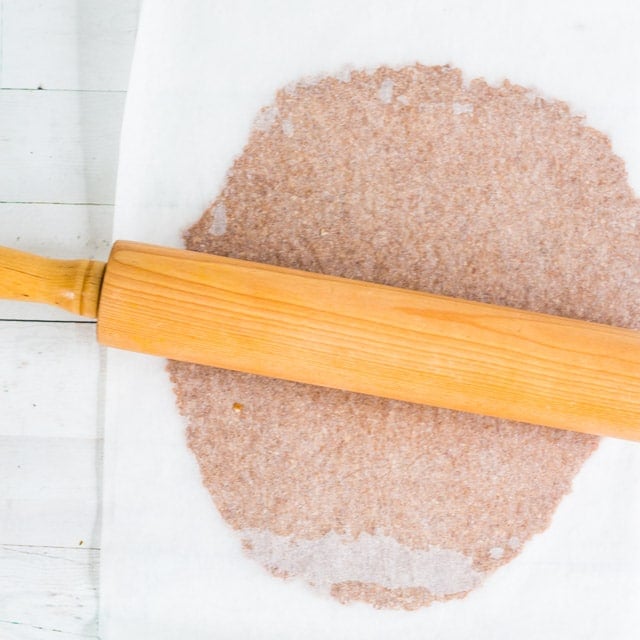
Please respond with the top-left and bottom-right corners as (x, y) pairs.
(169, 64), (640, 609)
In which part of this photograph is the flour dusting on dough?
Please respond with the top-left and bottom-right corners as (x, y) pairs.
(242, 529), (482, 597)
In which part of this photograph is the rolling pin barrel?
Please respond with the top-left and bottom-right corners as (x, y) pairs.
(97, 241), (640, 441)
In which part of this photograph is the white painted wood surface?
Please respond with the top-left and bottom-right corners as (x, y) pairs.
(0, 1), (139, 637)
(2, 0), (139, 91)
(0, 89), (125, 205)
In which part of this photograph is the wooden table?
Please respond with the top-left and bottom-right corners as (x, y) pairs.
(0, 2), (139, 637)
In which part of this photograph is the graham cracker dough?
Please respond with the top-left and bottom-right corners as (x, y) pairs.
(168, 65), (640, 609)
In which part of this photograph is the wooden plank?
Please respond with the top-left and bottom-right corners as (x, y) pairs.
(0, 203), (112, 320)
(0, 203), (113, 260)
(0, 620), (97, 640)
(0, 89), (125, 205)
(0, 623), (97, 640)
(0, 322), (101, 438)
(1, 0), (139, 91)
(0, 436), (101, 548)
(0, 545), (98, 639)
(0, 0), (3, 86)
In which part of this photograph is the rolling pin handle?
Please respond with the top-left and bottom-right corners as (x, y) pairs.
(0, 245), (106, 318)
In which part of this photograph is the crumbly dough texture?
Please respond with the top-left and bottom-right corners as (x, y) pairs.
(169, 65), (640, 609)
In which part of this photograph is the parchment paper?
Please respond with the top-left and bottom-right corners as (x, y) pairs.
(101, 1), (640, 637)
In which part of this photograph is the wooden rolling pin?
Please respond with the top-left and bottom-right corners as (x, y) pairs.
(1, 241), (639, 441)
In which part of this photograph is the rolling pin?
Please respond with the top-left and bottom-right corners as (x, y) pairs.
(1, 241), (639, 441)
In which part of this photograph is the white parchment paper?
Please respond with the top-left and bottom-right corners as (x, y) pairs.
(101, 1), (640, 637)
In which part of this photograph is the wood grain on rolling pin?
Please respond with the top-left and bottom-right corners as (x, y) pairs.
(97, 240), (640, 440)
